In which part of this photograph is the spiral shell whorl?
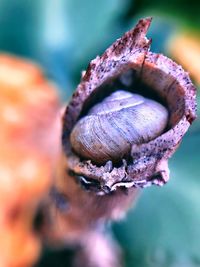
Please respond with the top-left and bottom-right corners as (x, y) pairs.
(70, 90), (168, 164)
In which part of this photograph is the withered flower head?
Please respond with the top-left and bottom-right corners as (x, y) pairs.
(62, 18), (197, 194)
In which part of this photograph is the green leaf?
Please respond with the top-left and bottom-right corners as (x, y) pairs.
(36, 0), (131, 95)
(0, 0), (131, 99)
(188, 88), (200, 135)
(128, 0), (200, 32)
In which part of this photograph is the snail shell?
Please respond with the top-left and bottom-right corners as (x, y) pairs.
(62, 18), (196, 191)
(70, 90), (168, 164)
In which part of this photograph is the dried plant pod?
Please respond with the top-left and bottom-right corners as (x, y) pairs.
(62, 17), (197, 194)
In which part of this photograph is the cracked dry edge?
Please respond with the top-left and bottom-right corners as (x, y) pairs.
(62, 17), (197, 194)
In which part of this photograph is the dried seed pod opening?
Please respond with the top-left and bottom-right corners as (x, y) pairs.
(62, 18), (196, 194)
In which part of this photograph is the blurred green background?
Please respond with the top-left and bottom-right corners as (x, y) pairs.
(0, 0), (200, 266)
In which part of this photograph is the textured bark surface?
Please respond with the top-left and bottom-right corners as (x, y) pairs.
(42, 153), (139, 245)
(62, 18), (196, 193)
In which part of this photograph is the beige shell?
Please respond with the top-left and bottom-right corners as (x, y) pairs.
(70, 90), (168, 164)
(62, 17), (196, 194)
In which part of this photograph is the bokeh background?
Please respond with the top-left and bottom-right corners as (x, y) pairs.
(0, 0), (200, 266)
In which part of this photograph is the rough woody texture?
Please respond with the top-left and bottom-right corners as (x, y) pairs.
(62, 18), (196, 194)
(0, 54), (60, 267)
